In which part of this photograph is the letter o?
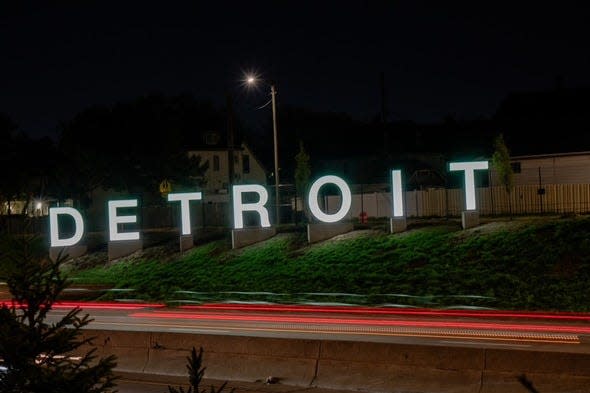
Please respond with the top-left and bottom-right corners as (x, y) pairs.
(307, 175), (352, 223)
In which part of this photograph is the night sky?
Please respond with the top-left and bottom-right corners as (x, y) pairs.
(2, 2), (590, 139)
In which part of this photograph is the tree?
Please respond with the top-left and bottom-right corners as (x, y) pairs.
(491, 133), (514, 216)
(57, 94), (217, 206)
(0, 235), (117, 392)
(294, 141), (311, 223)
(167, 347), (233, 393)
(0, 114), (25, 217)
(0, 115), (55, 232)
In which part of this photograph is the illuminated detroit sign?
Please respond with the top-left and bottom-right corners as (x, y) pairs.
(49, 161), (488, 247)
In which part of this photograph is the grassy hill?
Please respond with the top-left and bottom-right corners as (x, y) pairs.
(67, 215), (590, 311)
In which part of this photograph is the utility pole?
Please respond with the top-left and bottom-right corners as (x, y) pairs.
(271, 83), (280, 225)
(244, 75), (280, 226)
(227, 94), (235, 227)
(227, 94), (235, 188)
(380, 71), (389, 159)
(380, 71), (387, 124)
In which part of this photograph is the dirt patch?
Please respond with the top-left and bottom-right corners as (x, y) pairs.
(328, 229), (378, 241)
(64, 251), (109, 270)
(64, 237), (182, 270)
(63, 215), (577, 270)
(453, 215), (566, 239)
(462, 220), (522, 235)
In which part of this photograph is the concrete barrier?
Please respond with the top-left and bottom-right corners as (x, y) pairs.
(84, 329), (151, 373)
(81, 328), (590, 393)
(108, 239), (143, 260)
(179, 235), (194, 252)
(315, 341), (483, 392)
(307, 222), (353, 244)
(390, 217), (407, 233)
(480, 349), (590, 392)
(461, 210), (480, 229)
(146, 333), (319, 386)
(231, 228), (276, 249)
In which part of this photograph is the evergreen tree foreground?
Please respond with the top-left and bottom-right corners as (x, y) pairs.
(0, 235), (117, 393)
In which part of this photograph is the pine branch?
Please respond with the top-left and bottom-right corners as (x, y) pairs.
(167, 347), (234, 393)
(0, 235), (118, 392)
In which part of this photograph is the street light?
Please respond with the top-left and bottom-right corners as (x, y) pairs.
(246, 75), (280, 225)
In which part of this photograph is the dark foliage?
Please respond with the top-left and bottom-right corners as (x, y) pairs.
(0, 235), (117, 393)
(56, 94), (216, 204)
(167, 347), (234, 393)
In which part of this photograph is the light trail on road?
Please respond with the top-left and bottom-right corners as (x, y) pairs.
(179, 303), (590, 321)
(5, 300), (589, 322)
(0, 300), (165, 310)
(5, 300), (590, 346)
(130, 310), (590, 334)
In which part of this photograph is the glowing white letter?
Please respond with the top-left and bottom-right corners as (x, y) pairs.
(49, 207), (84, 247)
(449, 161), (489, 210)
(391, 169), (404, 217)
(167, 192), (202, 235)
(108, 200), (140, 241)
(232, 185), (271, 229)
(308, 175), (352, 223)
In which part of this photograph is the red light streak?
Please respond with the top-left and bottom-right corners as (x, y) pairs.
(0, 301), (164, 310)
(179, 303), (590, 321)
(3, 299), (590, 325)
(130, 311), (590, 334)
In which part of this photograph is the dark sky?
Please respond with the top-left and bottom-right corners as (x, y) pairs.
(2, 2), (589, 139)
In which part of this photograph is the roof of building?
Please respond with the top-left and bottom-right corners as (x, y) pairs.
(511, 151), (590, 160)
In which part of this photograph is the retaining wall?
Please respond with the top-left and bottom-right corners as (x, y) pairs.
(79, 329), (590, 393)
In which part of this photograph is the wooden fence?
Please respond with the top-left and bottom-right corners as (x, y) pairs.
(5, 184), (590, 234)
(326, 183), (590, 219)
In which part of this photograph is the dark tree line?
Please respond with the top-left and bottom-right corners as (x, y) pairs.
(0, 113), (56, 216)
(1, 94), (225, 215)
(56, 93), (223, 207)
(3, 86), (590, 212)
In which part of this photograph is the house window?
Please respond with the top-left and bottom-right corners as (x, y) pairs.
(213, 155), (220, 171)
(205, 132), (220, 145)
(510, 162), (521, 173)
(242, 155), (250, 174)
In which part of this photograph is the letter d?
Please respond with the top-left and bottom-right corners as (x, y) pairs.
(49, 207), (84, 247)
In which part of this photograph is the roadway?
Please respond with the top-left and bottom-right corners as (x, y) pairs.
(5, 300), (590, 392)
(30, 301), (590, 353)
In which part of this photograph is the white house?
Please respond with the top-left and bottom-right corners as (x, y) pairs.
(490, 151), (590, 186)
(188, 132), (267, 196)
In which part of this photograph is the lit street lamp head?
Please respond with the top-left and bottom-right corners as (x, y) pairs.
(244, 72), (262, 88)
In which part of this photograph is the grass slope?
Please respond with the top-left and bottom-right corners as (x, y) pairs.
(69, 216), (590, 311)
